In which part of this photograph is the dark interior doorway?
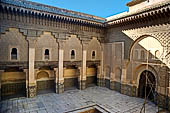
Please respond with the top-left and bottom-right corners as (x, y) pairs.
(87, 65), (97, 87)
(138, 70), (156, 101)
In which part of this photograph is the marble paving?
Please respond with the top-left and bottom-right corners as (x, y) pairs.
(0, 86), (158, 113)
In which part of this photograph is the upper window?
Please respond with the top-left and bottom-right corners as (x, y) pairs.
(11, 48), (17, 60)
(155, 50), (160, 59)
(44, 49), (50, 60)
(71, 50), (75, 59)
(141, 50), (145, 60)
(134, 50), (138, 60)
(92, 51), (96, 59)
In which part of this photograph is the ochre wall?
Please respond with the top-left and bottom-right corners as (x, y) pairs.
(1, 72), (26, 83)
(64, 69), (78, 78)
(86, 68), (96, 77)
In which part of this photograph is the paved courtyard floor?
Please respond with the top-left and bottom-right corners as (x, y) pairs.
(0, 86), (158, 113)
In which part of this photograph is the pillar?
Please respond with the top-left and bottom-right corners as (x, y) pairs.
(23, 69), (29, 98)
(27, 38), (37, 98)
(54, 68), (58, 93)
(98, 44), (105, 87)
(0, 70), (4, 101)
(79, 43), (88, 90)
(57, 41), (65, 93)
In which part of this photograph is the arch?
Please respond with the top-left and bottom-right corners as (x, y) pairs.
(138, 70), (156, 101)
(37, 71), (49, 79)
(0, 28), (28, 61)
(141, 50), (145, 60)
(36, 32), (58, 61)
(135, 64), (158, 89)
(115, 67), (122, 82)
(92, 50), (96, 59)
(134, 49), (138, 60)
(155, 50), (160, 59)
(87, 37), (101, 60)
(71, 49), (75, 59)
(129, 35), (163, 61)
(11, 48), (17, 60)
(104, 65), (111, 79)
(44, 49), (50, 60)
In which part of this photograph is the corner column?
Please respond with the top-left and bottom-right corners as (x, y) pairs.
(27, 38), (37, 98)
(0, 70), (4, 101)
(57, 40), (65, 93)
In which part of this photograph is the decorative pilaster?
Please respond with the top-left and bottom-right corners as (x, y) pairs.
(78, 67), (86, 90)
(23, 69), (29, 98)
(79, 43), (88, 90)
(27, 37), (37, 98)
(98, 43), (105, 87)
(54, 68), (59, 93)
(57, 40), (65, 93)
(0, 70), (4, 101)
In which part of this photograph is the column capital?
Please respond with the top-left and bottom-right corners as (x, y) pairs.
(82, 42), (89, 50)
(27, 37), (37, 48)
(57, 39), (66, 49)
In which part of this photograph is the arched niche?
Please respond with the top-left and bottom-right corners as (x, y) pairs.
(115, 67), (122, 82)
(37, 71), (49, 80)
(87, 37), (101, 61)
(129, 35), (164, 61)
(35, 32), (58, 61)
(64, 35), (82, 61)
(0, 28), (28, 61)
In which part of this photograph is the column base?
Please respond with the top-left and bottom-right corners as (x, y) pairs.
(78, 80), (86, 90)
(120, 83), (137, 96)
(110, 81), (121, 92)
(28, 85), (36, 98)
(97, 78), (105, 87)
(56, 83), (64, 94)
(156, 93), (168, 110)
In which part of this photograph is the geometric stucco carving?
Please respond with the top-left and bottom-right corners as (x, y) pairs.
(19, 28), (43, 37)
(123, 24), (170, 47)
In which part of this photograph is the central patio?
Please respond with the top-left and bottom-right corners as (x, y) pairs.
(0, 86), (157, 113)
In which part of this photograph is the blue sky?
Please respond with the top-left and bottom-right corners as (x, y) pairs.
(29, 0), (132, 18)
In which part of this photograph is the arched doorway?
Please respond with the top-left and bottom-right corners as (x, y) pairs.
(37, 68), (55, 94)
(1, 67), (26, 100)
(86, 65), (97, 87)
(138, 70), (156, 101)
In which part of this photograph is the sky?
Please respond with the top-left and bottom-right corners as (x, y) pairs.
(28, 0), (132, 18)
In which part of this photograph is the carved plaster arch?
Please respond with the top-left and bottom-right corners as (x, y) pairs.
(129, 35), (164, 61)
(134, 64), (158, 90)
(37, 71), (50, 80)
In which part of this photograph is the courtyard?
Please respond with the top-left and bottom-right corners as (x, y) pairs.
(0, 86), (158, 113)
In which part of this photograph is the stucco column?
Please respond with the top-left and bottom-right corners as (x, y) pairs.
(54, 68), (58, 93)
(23, 69), (29, 98)
(99, 43), (105, 87)
(27, 38), (37, 98)
(57, 41), (65, 93)
(79, 43), (88, 90)
(0, 70), (4, 101)
(121, 68), (127, 84)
